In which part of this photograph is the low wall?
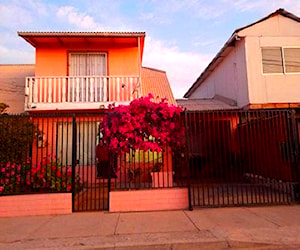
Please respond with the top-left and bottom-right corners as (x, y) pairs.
(109, 188), (188, 212)
(0, 193), (72, 217)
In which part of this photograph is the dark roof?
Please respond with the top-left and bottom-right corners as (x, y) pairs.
(184, 8), (300, 98)
(18, 31), (145, 38)
(234, 8), (300, 34)
(176, 99), (240, 111)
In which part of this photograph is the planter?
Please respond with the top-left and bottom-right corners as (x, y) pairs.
(109, 188), (188, 212)
(0, 193), (72, 217)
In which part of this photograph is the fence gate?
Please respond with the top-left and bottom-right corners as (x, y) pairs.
(71, 113), (110, 212)
(186, 110), (299, 208)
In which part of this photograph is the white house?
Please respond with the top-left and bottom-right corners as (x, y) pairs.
(182, 8), (300, 111)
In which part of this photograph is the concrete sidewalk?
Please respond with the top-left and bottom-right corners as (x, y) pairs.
(1, 205), (300, 249)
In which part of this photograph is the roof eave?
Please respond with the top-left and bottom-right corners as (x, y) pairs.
(17, 31), (146, 38)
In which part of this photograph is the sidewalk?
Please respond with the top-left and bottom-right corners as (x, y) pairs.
(1, 205), (300, 249)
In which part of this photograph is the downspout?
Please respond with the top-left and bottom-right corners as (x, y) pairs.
(137, 37), (142, 98)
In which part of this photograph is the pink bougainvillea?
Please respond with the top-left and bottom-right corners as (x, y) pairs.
(100, 94), (185, 152)
(0, 156), (82, 194)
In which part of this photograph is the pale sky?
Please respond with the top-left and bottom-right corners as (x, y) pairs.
(0, 0), (299, 98)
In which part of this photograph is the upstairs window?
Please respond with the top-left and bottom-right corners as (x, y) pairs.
(284, 48), (300, 73)
(262, 47), (300, 74)
(262, 47), (283, 74)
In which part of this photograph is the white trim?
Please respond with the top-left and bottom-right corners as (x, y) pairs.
(25, 101), (131, 111)
(261, 46), (300, 75)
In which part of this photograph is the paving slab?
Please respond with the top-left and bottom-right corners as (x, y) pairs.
(27, 212), (120, 239)
(0, 231), (223, 250)
(0, 215), (53, 243)
(226, 225), (300, 245)
(116, 211), (196, 234)
(185, 207), (279, 231)
(244, 205), (300, 226)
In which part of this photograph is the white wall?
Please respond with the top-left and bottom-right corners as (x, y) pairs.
(190, 40), (249, 107)
(242, 15), (300, 104)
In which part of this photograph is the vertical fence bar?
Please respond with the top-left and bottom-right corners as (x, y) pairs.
(71, 114), (77, 212)
(289, 110), (300, 202)
(184, 111), (193, 210)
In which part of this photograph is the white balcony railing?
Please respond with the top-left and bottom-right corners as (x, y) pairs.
(25, 76), (140, 110)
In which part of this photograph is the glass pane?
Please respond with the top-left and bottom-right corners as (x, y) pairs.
(284, 48), (300, 73)
(87, 54), (107, 76)
(262, 48), (283, 73)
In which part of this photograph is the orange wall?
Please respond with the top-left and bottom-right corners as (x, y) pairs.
(35, 45), (139, 77)
(36, 47), (67, 76)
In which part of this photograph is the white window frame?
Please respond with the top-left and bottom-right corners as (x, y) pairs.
(282, 46), (300, 75)
(68, 52), (108, 77)
(261, 46), (300, 75)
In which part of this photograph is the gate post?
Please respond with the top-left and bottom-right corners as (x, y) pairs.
(184, 111), (193, 211)
(71, 114), (77, 212)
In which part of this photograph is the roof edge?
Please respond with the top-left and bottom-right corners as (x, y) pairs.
(18, 31), (146, 38)
(142, 66), (166, 73)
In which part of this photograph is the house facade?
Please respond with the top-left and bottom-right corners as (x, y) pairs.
(183, 9), (300, 112)
(0, 31), (185, 215)
(18, 31), (174, 111)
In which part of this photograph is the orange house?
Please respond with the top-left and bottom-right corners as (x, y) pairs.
(14, 32), (184, 213)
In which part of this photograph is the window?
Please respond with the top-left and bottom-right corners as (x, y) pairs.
(284, 48), (300, 73)
(261, 47), (300, 74)
(69, 53), (107, 76)
(262, 47), (283, 73)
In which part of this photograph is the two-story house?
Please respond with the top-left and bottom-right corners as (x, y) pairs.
(0, 31), (187, 215)
(177, 9), (300, 193)
(16, 31), (175, 156)
(179, 9), (300, 121)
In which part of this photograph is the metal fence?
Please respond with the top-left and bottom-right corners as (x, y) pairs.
(0, 109), (299, 211)
(185, 110), (299, 207)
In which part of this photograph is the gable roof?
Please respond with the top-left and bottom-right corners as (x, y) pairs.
(176, 98), (240, 111)
(184, 8), (300, 98)
(141, 67), (176, 104)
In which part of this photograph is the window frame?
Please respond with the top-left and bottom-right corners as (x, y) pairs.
(261, 46), (300, 75)
(68, 52), (108, 77)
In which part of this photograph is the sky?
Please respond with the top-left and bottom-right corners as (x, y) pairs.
(0, 0), (300, 98)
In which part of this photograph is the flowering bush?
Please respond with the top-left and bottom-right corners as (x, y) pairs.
(0, 157), (83, 194)
(100, 94), (185, 153)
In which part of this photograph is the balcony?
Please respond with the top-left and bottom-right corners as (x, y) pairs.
(25, 76), (140, 111)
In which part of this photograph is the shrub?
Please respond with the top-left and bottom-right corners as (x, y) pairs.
(100, 94), (185, 153)
(0, 157), (83, 194)
(0, 115), (38, 164)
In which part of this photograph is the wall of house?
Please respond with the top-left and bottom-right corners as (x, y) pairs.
(242, 15), (300, 104)
(0, 65), (34, 113)
(35, 46), (139, 76)
(189, 40), (249, 107)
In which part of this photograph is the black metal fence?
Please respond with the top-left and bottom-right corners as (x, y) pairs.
(0, 109), (299, 211)
(185, 110), (299, 207)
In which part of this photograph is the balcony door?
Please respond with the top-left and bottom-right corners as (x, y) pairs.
(69, 53), (107, 102)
